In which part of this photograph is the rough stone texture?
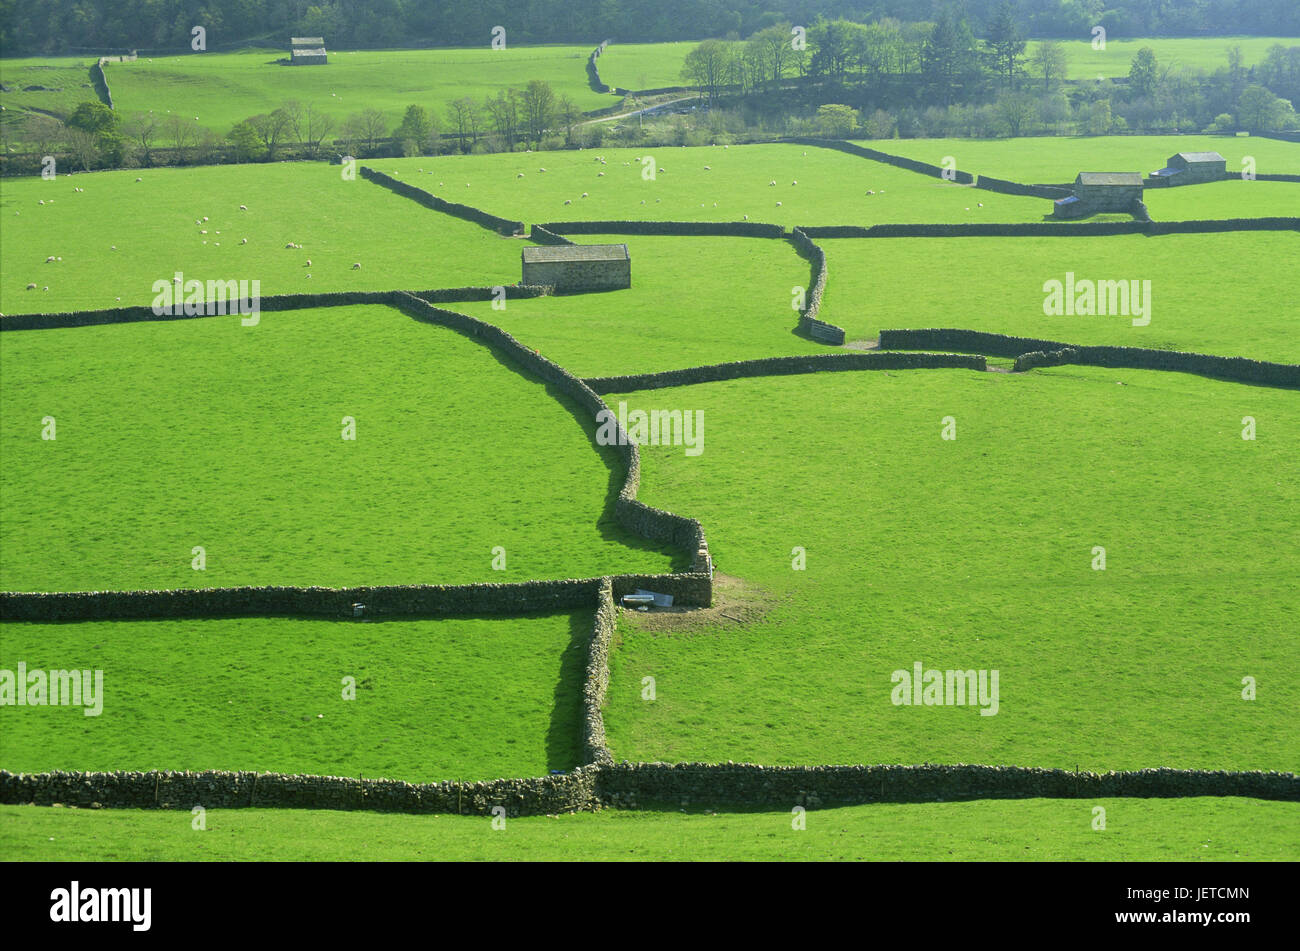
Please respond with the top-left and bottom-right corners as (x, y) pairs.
(360, 166), (523, 235)
(521, 244), (630, 292)
(779, 136), (976, 184)
(879, 329), (1300, 388)
(539, 220), (786, 238)
(787, 227), (844, 343)
(976, 175), (1070, 199)
(583, 351), (987, 393)
(797, 219), (1300, 238)
(581, 579), (616, 766)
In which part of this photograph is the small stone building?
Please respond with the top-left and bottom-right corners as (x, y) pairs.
(1052, 172), (1144, 218)
(1149, 151), (1227, 186)
(290, 37), (328, 65)
(522, 244), (630, 291)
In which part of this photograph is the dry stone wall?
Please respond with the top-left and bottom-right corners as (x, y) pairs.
(360, 166), (523, 235)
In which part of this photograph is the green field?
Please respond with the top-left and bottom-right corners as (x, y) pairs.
(1141, 179), (1300, 219)
(0, 303), (676, 592)
(873, 135), (1299, 185)
(0, 58), (101, 134)
(0, 162), (533, 315)
(603, 367), (1299, 771)
(2, 797), (1294, 860)
(368, 143), (1046, 228)
(454, 233), (825, 377)
(592, 41), (697, 92)
(818, 231), (1300, 360)
(0, 611), (587, 782)
(1031, 36), (1292, 81)
(103, 46), (608, 132)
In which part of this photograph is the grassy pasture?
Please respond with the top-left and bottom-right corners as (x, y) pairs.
(1030, 36), (1292, 81)
(818, 231), (1300, 361)
(0, 304), (677, 593)
(101, 46), (608, 133)
(450, 233), (826, 377)
(603, 367), (1299, 772)
(2, 797), (1295, 861)
(1141, 179), (1300, 219)
(368, 143), (1045, 228)
(0, 162), (533, 315)
(0, 57), (101, 132)
(0, 611), (588, 782)
(872, 135), (1300, 185)
(591, 42), (697, 91)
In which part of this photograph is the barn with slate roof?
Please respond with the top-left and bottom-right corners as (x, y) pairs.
(1149, 151), (1227, 186)
(290, 36), (328, 65)
(1052, 172), (1144, 218)
(522, 244), (631, 291)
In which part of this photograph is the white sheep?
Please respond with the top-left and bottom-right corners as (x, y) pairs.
(769, 181), (776, 187)
(26, 283), (36, 290)
(742, 215), (749, 220)
(517, 172), (524, 178)
(704, 166), (711, 170)
(135, 177), (142, 182)
(776, 201), (782, 207)
(978, 202), (984, 207)
(597, 171), (604, 176)
(581, 192), (588, 198)
(241, 238), (248, 244)
(563, 199), (572, 205)
(352, 263), (361, 269)
(110, 245), (116, 250)
(305, 260), (311, 267)
(791, 180), (797, 185)
(286, 243), (295, 249)
(203, 216), (208, 222)
(38, 199), (44, 205)
(56, 256), (62, 261)
(45, 256), (55, 263)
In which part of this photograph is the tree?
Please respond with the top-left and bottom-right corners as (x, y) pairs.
(446, 97), (480, 152)
(922, 13), (982, 106)
(164, 114), (199, 162)
(555, 94), (580, 147)
(520, 80), (557, 149)
(300, 104), (335, 158)
(226, 120), (260, 162)
(65, 127), (98, 171)
(1128, 47), (1158, 98)
(1237, 84), (1294, 132)
(485, 90), (520, 151)
(396, 104), (433, 155)
(994, 91), (1036, 136)
(66, 101), (117, 136)
(25, 114), (65, 159)
(125, 111), (160, 165)
(682, 39), (732, 107)
(985, 0), (1027, 89)
(344, 108), (387, 155)
(248, 108), (292, 161)
(1085, 99), (1114, 135)
(279, 99), (304, 144)
(1030, 40), (1068, 91)
(815, 103), (858, 137)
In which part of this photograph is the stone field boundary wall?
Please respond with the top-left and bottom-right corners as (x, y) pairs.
(538, 219), (786, 238)
(360, 166), (524, 235)
(974, 175), (1070, 199)
(529, 224), (577, 245)
(587, 40), (611, 93)
(797, 218), (1300, 238)
(879, 328), (1300, 388)
(788, 227), (842, 343)
(89, 61), (112, 109)
(583, 351), (987, 393)
(780, 136), (977, 185)
(3, 764), (1293, 816)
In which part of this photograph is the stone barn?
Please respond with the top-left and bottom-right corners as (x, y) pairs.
(521, 244), (630, 292)
(1149, 151), (1227, 186)
(290, 37), (328, 65)
(1052, 172), (1144, 218)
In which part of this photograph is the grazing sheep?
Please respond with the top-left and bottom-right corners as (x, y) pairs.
(704, 165), (711, 170)
(978, 202), (984, 207)
(200, 230), (207, 234)
(517, 172), (524, 178)
(538, 168), (545, 173)
(597, 171), (604, 176)
(866, 190), (874, 195)
(742, 215), (749, 220)
(769, 181), (776, 186)
(306, 274), (311, 278)
(116, 297), (121, 301)
(241, 238), (247, 244)
(42, 286), (49, 291)
(776, 201), (782, 207)
(791, 180), (797, 185)
(658, 167), (665, 173)
(46, 256), (55, 263)
(135, 177), (142, 182)
(352, 263), (361, 269)
(26, 283), (36, 290)
(203, 217), (208, 222)
(563, 199), (572, 205)
(110, 245), (116, 250)
(286, 243), (295, 249)
(305, 260), (311, 267)
(581, 192), (588, 198)
(640, 199), (645, 204)
(38, 200), (44, 205)
(56, 256), (62, 261)
(239, 204), (247, 210)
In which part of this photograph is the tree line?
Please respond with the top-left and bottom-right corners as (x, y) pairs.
(3, 0), (1298, 55)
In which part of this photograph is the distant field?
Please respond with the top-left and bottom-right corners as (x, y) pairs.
(872, 135), (1300, 184)
(451, 233), (825, 377)
(0, 304), (676, 592)
(368, 143), (1045, 228)
(0, 611), (587, 782)
(0, 57), (101, 132)
(100, 46), (608, 133)
(604, 367), (1300, 772)
(1030, 36), (1294, 81)
(593, 41), (696, 91)
(1142, 179), (1300, 219)
(818, 231), (1300, 361)
(0, 162), (531, 314)
(2, 797), (1295, 861)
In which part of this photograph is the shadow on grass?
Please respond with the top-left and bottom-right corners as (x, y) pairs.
(545, 610), (592, 772)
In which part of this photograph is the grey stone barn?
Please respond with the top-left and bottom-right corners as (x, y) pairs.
(1052, 172), (1144, 218)
(521, 244), (630, 291)
(290, 37), (327, 64)
(1149, 151), (1227, 186)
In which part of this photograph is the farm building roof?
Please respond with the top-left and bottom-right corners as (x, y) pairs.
(522, 244), (629, 263)
(1174, 151), (1225, 163)
(291, 37), (325, 46)
(1077, 172), (1144, 186)
(291, 48), (327, 59)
